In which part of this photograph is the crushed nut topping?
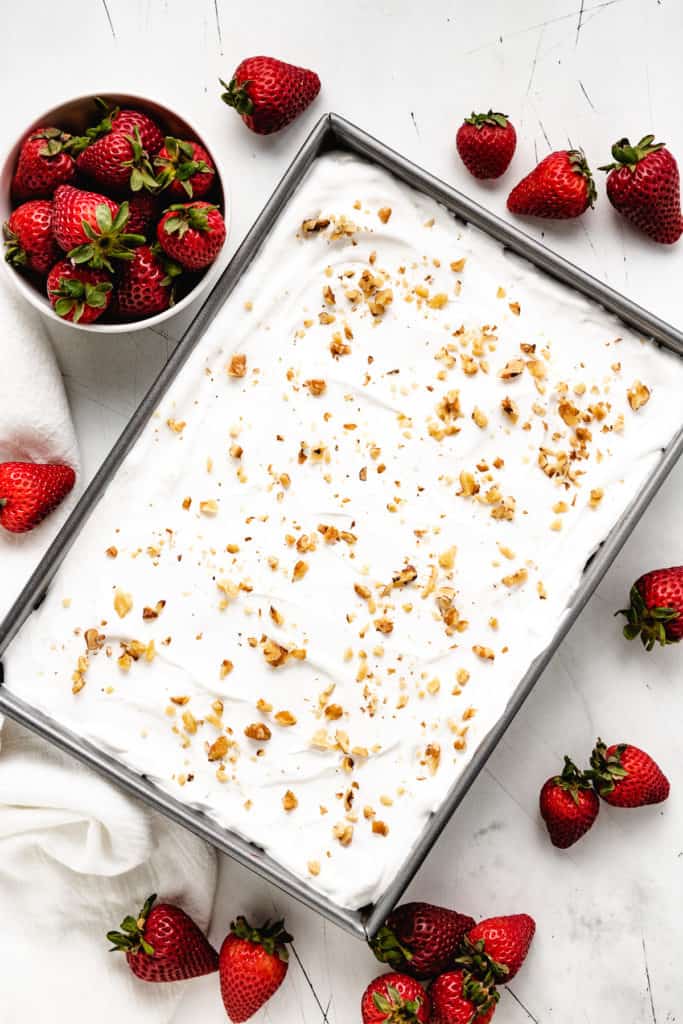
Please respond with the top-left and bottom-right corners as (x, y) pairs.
(627, 380), (650, 411)
(244, 722), (272, 742)
(282, 790), (298, 811)
(113, 589), (133, 618)
(227, 354), (247, 378)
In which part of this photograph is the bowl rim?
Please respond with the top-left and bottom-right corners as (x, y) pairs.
(0, 91), (229, 334)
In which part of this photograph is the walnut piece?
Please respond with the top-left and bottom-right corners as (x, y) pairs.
(114, 589), (133, 619)
(244, 722), (272, 742)
(627, 380), (650, 411)
(227, 354), (247, 378)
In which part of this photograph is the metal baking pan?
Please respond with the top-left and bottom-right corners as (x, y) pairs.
(1, 113), (682, 941)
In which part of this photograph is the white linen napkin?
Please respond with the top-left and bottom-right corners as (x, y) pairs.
(0, 276), (217, 1023)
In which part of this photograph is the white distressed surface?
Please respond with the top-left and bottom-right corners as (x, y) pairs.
(3, 1), (683, 1021)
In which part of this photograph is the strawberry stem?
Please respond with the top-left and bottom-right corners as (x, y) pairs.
(369, 925), (414, 969)
(617, 584), (680, 650)
(107, 893), (157, 956)
(589, 739), (628, 797)
(219, 77), (255, 116)
(599, 134), (666, 172)
(464, 110), (509, 129)
(230, 916), (292, 962)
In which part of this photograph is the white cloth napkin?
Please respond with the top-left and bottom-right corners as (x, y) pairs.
(0, 276), (217, 1023)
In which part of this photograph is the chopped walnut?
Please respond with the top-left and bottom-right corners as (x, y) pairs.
(245, 722), (272, 742)
(304, 378), (327, 396)
(208, 736), (229, 761)
(262, 637), (290, 667)
(166, 418), (186, 434)
(472, 645), (495, 661)
(200, 499), (219, 516)
(627, 380), (650, 411)
(392, 565), (418, 587)
(220, 659), (233, 678)
(292, 559), (309, 581)
(308, 860), (321, 876)
(105, 546), (118, 558)
(374, 617), (394, 634)
(501, 396), (519, 423)
(84, 628), (105, 652)
(325, 704), (344, 720)
(372, 820), (390, 836)
(589, 487), (604, 508)
(439, 546), (457, 570)
(274, 710), (297, 726)
(450, 258), (467, 272)
(457, 471), (480, 497)
(322, 284), (336, 306)
(282, 790), (298, 811)
(509, 301), (521, 316)
(368, 289), (394, 316)
(501, 568), (528, 588)
(378, 207), (392, 223)
(227, 354), (247, 378)
(301, 217), (330, 234)
(332, 822), (354, 847)
(498, 358), (525, 380)
(472, 407), (488, 429)
(142, 600), (166, 621)
(424, 742), (441, 775)
(113, 589), (133, 618)
(330, 333), (351, 358)
(428, 293), (448, 309)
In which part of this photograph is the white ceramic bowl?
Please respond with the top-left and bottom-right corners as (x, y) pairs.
(0, 93), (228, 333)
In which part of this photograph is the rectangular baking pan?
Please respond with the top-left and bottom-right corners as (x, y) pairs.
(2, 113), (682, 941)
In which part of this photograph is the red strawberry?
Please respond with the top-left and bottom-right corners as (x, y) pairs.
(4, 199), (59, 274)
(52, 185), (145, 271)
(126, 193), (160, 236)
(155, 137), (215, 199)
(370, 902), (475, 979)
(539, 755), (600, 849)
(0, 461), (75, 533)
(107, 893), (218, 983)
(456, 111), (517, 180)
(220, 56), (320, 135)
(600, 135), (682, 244)
(618, 566), (683, 649)
(47, 259), (113, 324)
(12, 127), (76, 199)
(590, 739), (670, 808)
(430, 970), (498, 1024)
(117, 244), (182, 319)
(507, 149), (596, 219)
(360, 972), (430, 1024)
(219, 916), (291, 1022)
(458, 915), (535, 983)
(76, 127), (158, 194)
(157, 201), (226, 270)
(75, 100), (164, 156)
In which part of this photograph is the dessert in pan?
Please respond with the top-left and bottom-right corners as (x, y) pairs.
(5, 151), (683, 910)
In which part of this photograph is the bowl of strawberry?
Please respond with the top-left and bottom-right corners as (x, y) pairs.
(1, 94), (228, 331)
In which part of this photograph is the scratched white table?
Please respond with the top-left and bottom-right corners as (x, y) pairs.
(4, 1), (682, 1020)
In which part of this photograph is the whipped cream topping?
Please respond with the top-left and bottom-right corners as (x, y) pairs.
(5, 152), (683, 911)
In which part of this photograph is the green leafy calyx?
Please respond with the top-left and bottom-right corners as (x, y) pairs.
(50, 274), (112, 322)
(371, 983), (425, 1022)
(464, 111), (509, 130)
(616, 582), (679, 651)
(599, 135), (666, 173)
(67, 201), (145, 272)
(155, 136), (214, 198)
(589, 738), (629, 797)
(162, 203), (217, 239)
(369, 924), (414, 969)
(106, 893), (157, 956)
(230, 916), (292, 962)
(219, 76), (255, 117)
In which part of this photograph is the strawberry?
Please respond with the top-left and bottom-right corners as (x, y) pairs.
(360, 972), (430, 1024)
(4, 199), (59, 274)
(539, 755), (600, 849)
(12, 127), (76, 199)
(600, 135), (682, 244)
(52, 185), (145, 271)
(219, 916), (292, 1022)
(590, 739), (670, 808)
(370, 902), (475, 979)
(117, 244), (182, 319)
(0, 461), (75, 533)
(220, 56), (320, 135)
(47, 259), (113, 324)
(156, 201), (226, 270)
(430, 970), (498, 1024)
(457, 915), (535, 984)
(618, 566), (683, 649)
(456, 111), (516, 180)
(126, 193), (160, 236)
(507, 149), (596, 219)
(107, 893), (218, 983)
(76, 127), (158, 194)
(155, 137), (215, 199)
(74, 100), (164, 156)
